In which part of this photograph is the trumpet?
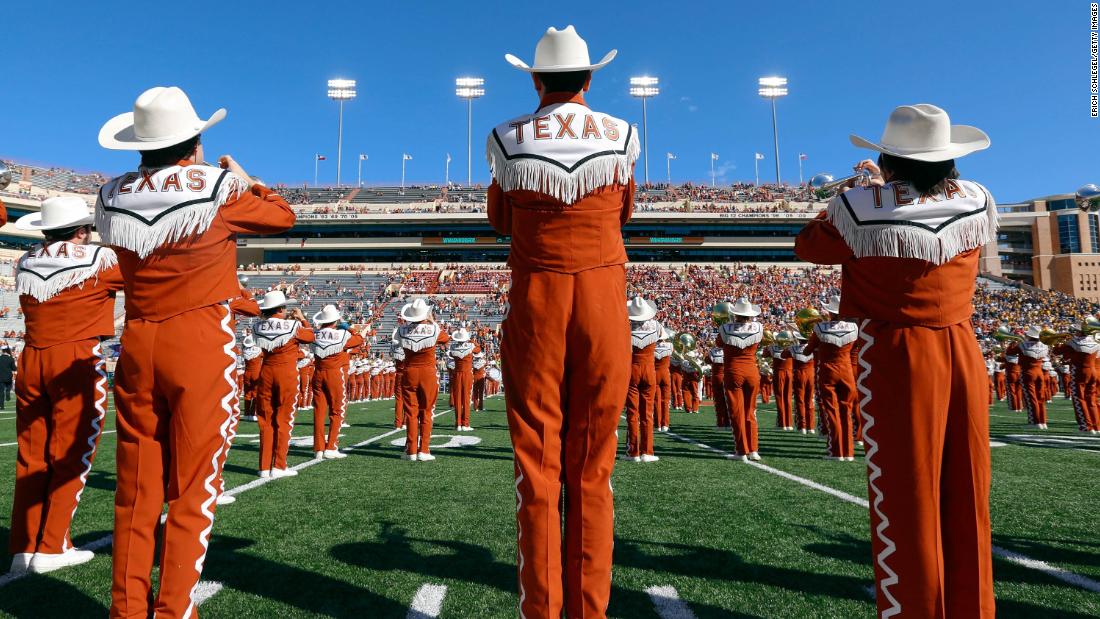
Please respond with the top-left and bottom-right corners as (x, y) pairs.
(1076, 184), (1100, 213)
(809, 169), (873, 197)
(1039, 328), (1072, 347)
(992, 325), (1024, 343)
(795, 307), (824, 339)
(1083, 316), (1100, 336)
(0, 161), (12, 191)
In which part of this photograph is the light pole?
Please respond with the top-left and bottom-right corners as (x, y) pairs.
(358, 154), (367, 187)
(630, 76), (659, 186)
(758, 76), (787, 185)
(327, 79), (356, 187)
(445, 153), (451, 186)
(456, 77), (485, 186)
(666, 152), (676, 185)
(710, 152), (719, 188)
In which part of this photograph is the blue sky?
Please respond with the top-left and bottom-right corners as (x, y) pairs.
(2, 0), (1092, 202)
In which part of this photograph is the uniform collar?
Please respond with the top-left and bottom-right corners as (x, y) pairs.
(537, 92), (588, 111)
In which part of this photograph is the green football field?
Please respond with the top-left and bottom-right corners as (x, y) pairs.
(0, 390), (1097, 618)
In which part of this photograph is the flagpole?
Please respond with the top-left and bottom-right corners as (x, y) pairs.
(798, 155), (804, 186)
(667, 155), (671, 185)
(710, 156), (715, 188)
(401, 155), (406, 192)
(754, 155), (759, 187)
(445, 154), (450, 187)
(314, 154), (318, 187)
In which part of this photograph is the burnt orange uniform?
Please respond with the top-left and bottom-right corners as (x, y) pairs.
(786, 345), (815, 431)
(391, 335), (407, 428)
(397, 322), (448, 456)
(242, 345), (263, 415)
(10, 242), (122, 557)
(805, 322), (858, 459)
(670, 363), (683, 410)
(1053, 338), (1100, 431)
(297, 353), (314, 410)
(719, 321), (762, 456)
(796, 179), (997, 618)
(1002, 353), (1022, 411)
(1007, 341), (1050, 425)
(993, 361), (1006, 402)
(472, 354), (488, 411)
(625, 319), (660, 457)
(487, 91), (636, 618)
(97, 163), (293, 618)
(680, 360), (701, 413)
(255, 317), (315, 472)
(448, 340), (480, 428)
(654, 341), (673, 428)
(707, 348), (729, 427)
(769, 345), (794, 429)
(311, 327), (364, 451)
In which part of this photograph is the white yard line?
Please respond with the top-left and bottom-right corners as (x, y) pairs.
(406, 583), (448, 618)
(0, 408), (454, 589)
(645, 585), (698, 619)
(662, 429), (1100, 594)
(192, 581), (224, 606)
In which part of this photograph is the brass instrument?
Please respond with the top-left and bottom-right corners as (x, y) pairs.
(795, 307), (824, 339)
(1039, 328), (1072, 347)
(711, 301), (731, 327)
(0, 161), (11, 191)
(1082, 316), (1100, 336)
(672, 332), (697, 357)
(775, 330), (795, 347)
(762, 329), (777, 347)
(1076, 184), (1100, 213)
(992, 325), (1024, 343)
(809, 169), (873, 197)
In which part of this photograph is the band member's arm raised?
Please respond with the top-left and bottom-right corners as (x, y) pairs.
(795, 210), (854, 265)
(803, 333), (820, 355)
(230, 289), (261, 317)
(619, 174), (637, 226)
(0, 199), (7, 227)
(487, 181), (511, 235)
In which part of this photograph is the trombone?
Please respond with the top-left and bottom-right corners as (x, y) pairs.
(0, 161), (12, 191)
(992, 325), (1024, 343)
(1039, 328), (1072, 347)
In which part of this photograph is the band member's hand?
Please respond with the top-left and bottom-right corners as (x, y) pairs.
(219, 155), (255, 188)
(854, 159), (885, 186)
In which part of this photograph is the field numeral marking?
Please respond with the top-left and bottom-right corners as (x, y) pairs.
(407, 583), (448, 618)
(646, 585), (698, 619)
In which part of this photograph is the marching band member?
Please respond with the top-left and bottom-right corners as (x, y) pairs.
(392, 329), (407, 429)
(670, 353), (684, 411)
(786, 332), (816, 434)
(254, 290), (315, 477)
(1002, 347), (1023, 412)
(795, 104), (996, 617)
(654, 328), (674, 431)
(242, 335), (263, 421)
(396, 299), (448, 461)
(486, 26), (636, 617)
(718, 297), (763, 462)
(680, 354), (702, 414)
(624, 297), (660, 463)
(707, 342), (730, 428)
(848, 335), (864, 445)
(472, 351), (487, 412)
(310, 304), (363, 459)
(96, 86), (294, 617)
(1052, 328), (1100, 433)
(770, 332), (795, 430)
(8, 198), (122, 575)
(1007, 326), (1050, 429)
(448, 328), (479, 431)
(758, 359), (773, 404)
(993, 356), (1007, 402)
(803, 296), (859, 461)
(296, 347), (314, 411)
(1043, 360), (1057, 402)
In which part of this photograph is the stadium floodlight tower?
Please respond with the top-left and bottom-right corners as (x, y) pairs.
(327, 78), (357, 187)
(630, 76), (659, 186)
(456, 77), (486, 186)
(758, 76), (787, 185)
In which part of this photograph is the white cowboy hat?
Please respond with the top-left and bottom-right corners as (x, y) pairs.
(1025, 325), (1042, 339)
(242, 335), (256, 348)
(627, 296), (657, 321)
(728, 297), (761, 318)
(313, 304), (342, 325)
(15, 196), (94, 231)
(258, 290), (296, 311)
(98, 86), (226, 151)
(452, 328), (471, 342)
(505, 25), (617, 73)
(849, 104), (989, 163)
(822, 295), (841, 315)
(400, 299), (432, 322)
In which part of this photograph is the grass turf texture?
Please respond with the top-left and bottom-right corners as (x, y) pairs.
(0, 392), (1097, 617)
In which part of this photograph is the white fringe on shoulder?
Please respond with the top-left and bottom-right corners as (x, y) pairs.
(827, 201), (993, 266)
(486, 132), (639, 205)
(16, 247), (118, 303)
